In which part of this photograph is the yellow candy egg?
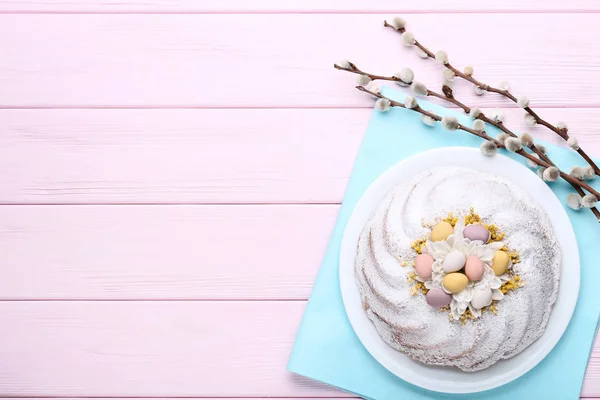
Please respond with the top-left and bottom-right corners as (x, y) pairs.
(442, 273), (469, 293)
(431, 221), (454, 242)
(491, 250), (510, 276)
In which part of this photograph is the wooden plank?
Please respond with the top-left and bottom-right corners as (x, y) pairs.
(0, 108), (366, 204)
(0, 14), (600, 107)
(1, 108), (599, 204)
(0, 205), (337, 300)
(0, 0), (598, 12)
(0, 301), (597, 397)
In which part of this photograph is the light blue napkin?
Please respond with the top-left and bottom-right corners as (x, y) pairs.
(287, 87), (600, 400)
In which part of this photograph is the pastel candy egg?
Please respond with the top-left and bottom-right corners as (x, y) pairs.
(431, 221), (453, 242)
(465, 255), (484, 281)
(414, 254), (434, 280)
(463, 224), (490, 243)
(442, 273), (469, 294)
(426, 288), (452, 308)
(443, 250), (466, 273)
(491, 250), (510, 276)
(471, 286), (493, 309)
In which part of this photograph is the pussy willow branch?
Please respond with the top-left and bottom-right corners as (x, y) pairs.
(334, 63), (473, 112)
(336, 62), (600, 219)
(355, 85), (600, 202)
(383, 20), (600, 177)
(333, 62), (402, 84)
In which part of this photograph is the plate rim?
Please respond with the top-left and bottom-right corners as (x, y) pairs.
(338, 146), (580, 394)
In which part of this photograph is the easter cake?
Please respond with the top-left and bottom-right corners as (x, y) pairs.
(355, 166), (561, 372)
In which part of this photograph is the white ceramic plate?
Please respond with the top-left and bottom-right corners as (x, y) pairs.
(339, 147), (580, 394)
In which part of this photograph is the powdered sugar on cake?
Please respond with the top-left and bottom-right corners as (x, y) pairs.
(355, 166), (561, 371)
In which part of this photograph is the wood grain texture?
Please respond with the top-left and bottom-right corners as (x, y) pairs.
(1, 14), (600, 107)
(0, 4), (598, 399)
(0, 109), (366, 204)
(0, 205), (336, 300)
(0, 301), (347, 397)
(0, 301), (597, 397)
(1, 108), (599, 204)
(0, 0), (598, 12)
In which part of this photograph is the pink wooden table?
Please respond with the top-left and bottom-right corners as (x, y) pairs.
(0, 1), (599, 398)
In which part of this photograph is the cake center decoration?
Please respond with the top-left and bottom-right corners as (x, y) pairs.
(407, 208), (524, 322)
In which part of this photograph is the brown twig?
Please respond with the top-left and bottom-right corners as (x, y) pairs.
(355, 86), (600, 204)
(334, 62), (401, 83)
(383, 19), (600, 177)
(335, 63), (600, 220)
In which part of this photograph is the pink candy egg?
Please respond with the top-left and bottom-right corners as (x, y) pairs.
(426, 288), (452, 308)
(414, 253), (434, 280)
(465, 255), (484, 281)
(463, 224), (490, 243)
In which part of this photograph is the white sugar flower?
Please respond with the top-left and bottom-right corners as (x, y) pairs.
(375, 98), (391, 112)
(480, 141), (497, 156)
(356, 74), (371, 86)
(566, 193), (582, 210)
(472, 119), (486, 131)
(435, 50), (449, 65)
(490, 109), (504, 123)
(498, 81), (510, 91)
(582, 194), (598, 208)
(517, 95), (530, 108)
(543, 166), (560, 181)
(417, 48), (429, 58)
(524, 113), (537, 126)
(464, 66), (474, 76)
(394, 67), (414, 86)
(404, 96), (418, 109)
(443, 69), (455, 81)
(337, 60), (351, 69)
(582, 166), (596, 180)
(441, 116), (459, 130)
(567, 136), (579, 150)
(390, 17), (406, 30)
(520, 132), (533, 147)
(401, 31), (415, 46)
(411, 81), (428, 96)
(526, 154), (539, 168)
(473, 86), (485, 96)
(469, 108), (481, 118)
(424, 221), (505, 320)
(557, 121), (568, 132)
(505, 137), (522, 152)
(569, 166), (584, 179)
(497, 133), (510, 143)
(421, 114), (436, 126)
